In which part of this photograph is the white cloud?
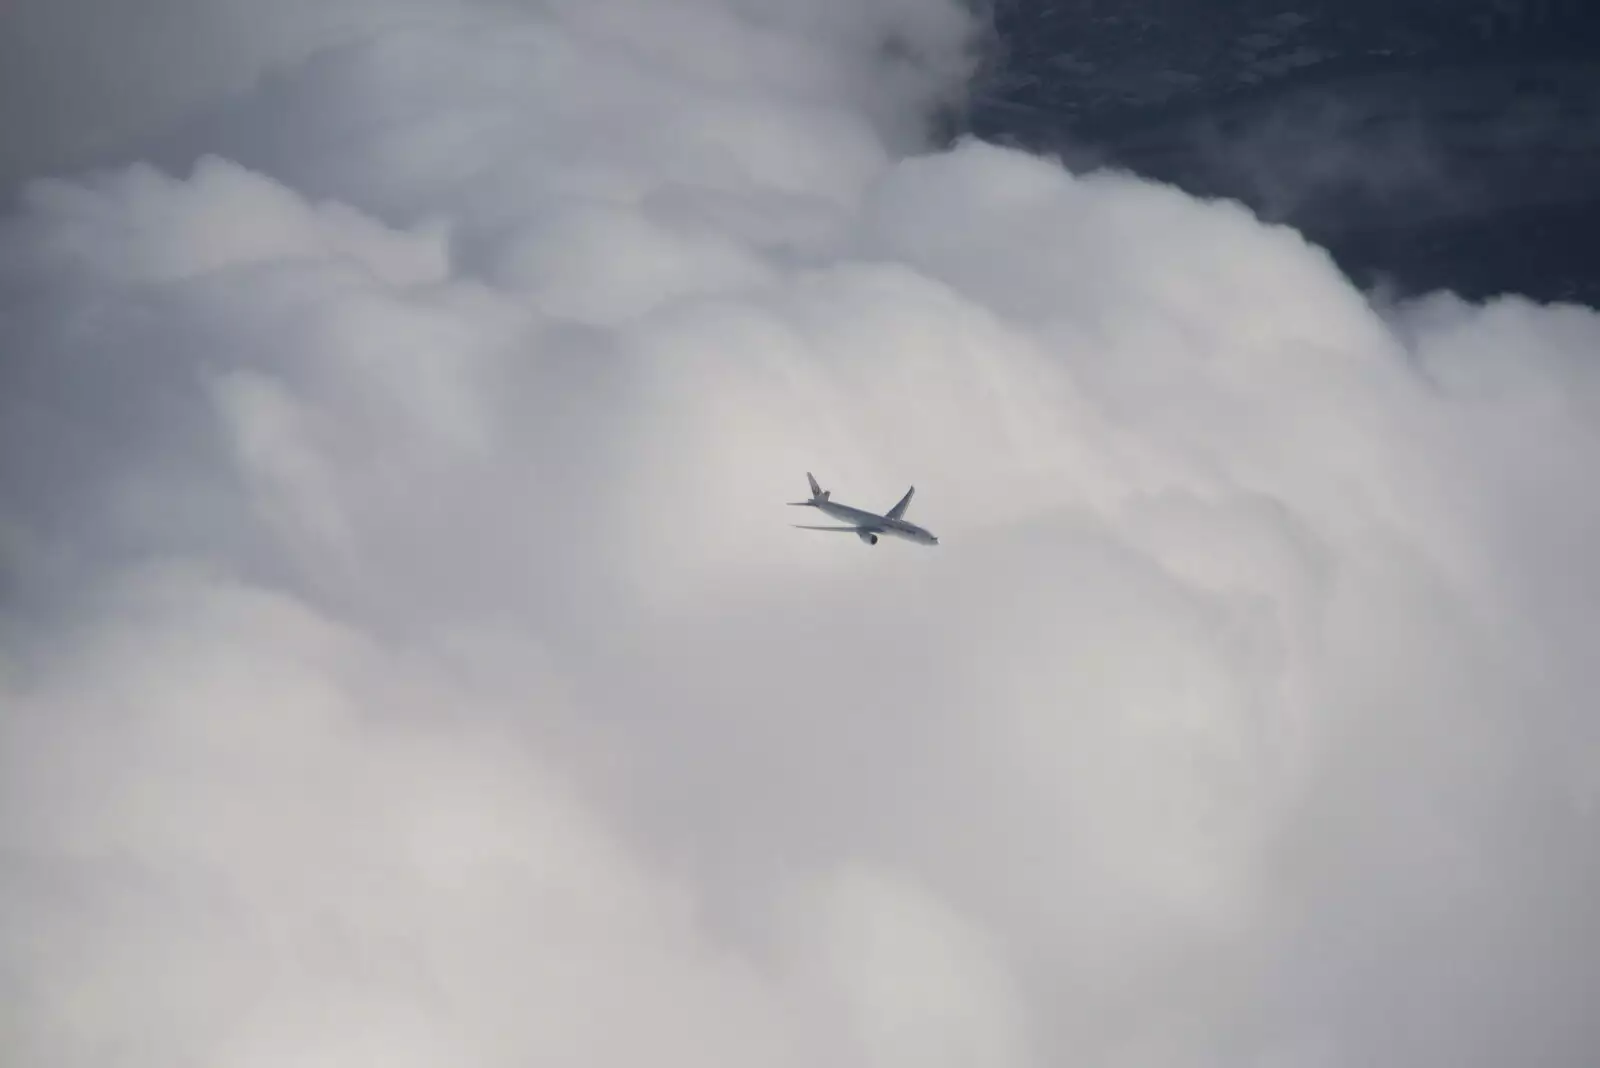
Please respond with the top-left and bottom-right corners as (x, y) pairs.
(780, 863), (1036, 1068)
(2, 1), (1599, 1067)
(0, 0), (447, 191)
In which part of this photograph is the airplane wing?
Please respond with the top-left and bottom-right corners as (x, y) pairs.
(792, 524), (872, 532)
(885, 486), (914, 520)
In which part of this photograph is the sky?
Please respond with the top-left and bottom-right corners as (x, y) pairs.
(2, 1), (1599, 1066)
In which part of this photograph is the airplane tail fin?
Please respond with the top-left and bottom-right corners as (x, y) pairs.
(789, 471), (829, 506)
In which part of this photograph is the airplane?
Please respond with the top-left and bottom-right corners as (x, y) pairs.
(788, 472), (939, 546)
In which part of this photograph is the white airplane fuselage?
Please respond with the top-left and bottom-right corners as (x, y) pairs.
(809, 500), (939, 545)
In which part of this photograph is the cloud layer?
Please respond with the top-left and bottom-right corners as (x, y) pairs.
(3, 2), (1599, 1067)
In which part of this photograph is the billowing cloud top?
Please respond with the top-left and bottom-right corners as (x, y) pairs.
(2, 2), (1598, 1067)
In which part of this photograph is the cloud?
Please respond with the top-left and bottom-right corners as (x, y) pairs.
(0, 0), (450, 194)
(2, 1), (1599, 1067)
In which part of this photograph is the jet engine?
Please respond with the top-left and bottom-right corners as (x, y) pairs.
(858, 531), (878, 545)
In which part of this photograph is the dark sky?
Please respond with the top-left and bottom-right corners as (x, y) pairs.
(963, 0), (1600, 304)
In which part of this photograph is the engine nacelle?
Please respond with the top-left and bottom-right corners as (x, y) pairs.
(858, 531), (878, 545)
